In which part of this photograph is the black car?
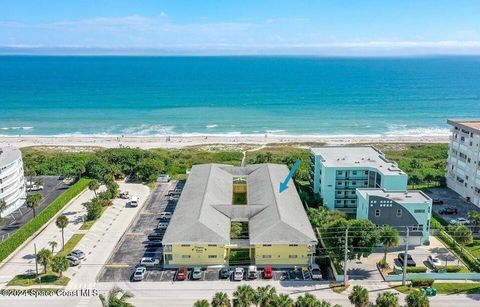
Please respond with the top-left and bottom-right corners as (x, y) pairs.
(439, 207), (458, 215)
(219, 267), (230, 279)
(398, 253), (416, 267)
(145, 240), (163, 247)
(147, 233), (163, 240)
(432, 198), (444, 205)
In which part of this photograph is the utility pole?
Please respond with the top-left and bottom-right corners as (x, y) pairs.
(34, 243), (39, 281)
(402, 226), (410, 286)
(343, 228), (349, 287)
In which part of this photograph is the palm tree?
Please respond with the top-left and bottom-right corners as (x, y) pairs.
(76, 165), (86, 179)
(194, 300), (211, 307)
(295, 293), (320, 307)
(405, 290), (429, 307)
(271, 294), (293, 307)
(376, 291), (399, 307)
(51, 255), (69, 277)
(26, 193), (42, 218)
(88, 179), (101, 198)
(99, 286), (134, 307)
(348, 285), (369, 307)
(55, 215), (69, 250)
(48, 240), (58, 254)
(233, 285), (255, 307)
(380, 226), (400, 262)
(36, 248), (52, 274)
(212, 292), (231, 307)
(254, 285), (276, 307)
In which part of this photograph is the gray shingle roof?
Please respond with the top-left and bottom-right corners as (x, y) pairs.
(162, 163), (318, 245)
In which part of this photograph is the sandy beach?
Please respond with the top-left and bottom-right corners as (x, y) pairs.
(0, 134), (449, 150)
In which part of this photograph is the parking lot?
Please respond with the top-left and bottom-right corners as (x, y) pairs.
(0, 175), (70, 239)
(98, 180), (183, 282)
(427, 187), (480, 224)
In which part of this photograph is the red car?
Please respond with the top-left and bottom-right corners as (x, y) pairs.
(177, 267), (187, 281)
(263, 266), (273, 279)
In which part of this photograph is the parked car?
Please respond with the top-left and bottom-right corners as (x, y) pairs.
(308, 264), (322, 280)
(263, 266), (273, 279)
(192, 267), (203, 280)
(59, 174), (67, 180)
(247, 265), (258, 279)
(157, 175), (170, 183)
(439, 207), (458, 215)
(132, 266), (146, 281)
(140, 257), (160, 267)
(129, 196), (139, 207)
(432, 198), (444, 205)
(69, 249), (85, 260)
(120, 191), (130, 199)
(177, 267), (187, 281)
(157, 222), (169, 230)
(147, 232), (163, 241)
(398, 253), (416, 267)
(66, 255), (80, 266)
(219, 267), (230, 279)
(233, 267), (244, 281)
(27, 184), (43, 192)
(145, 240), (163, 247)
(450, 217), (470, 225)
(159, 212), (172, 219)
(427, 255), (444, 268)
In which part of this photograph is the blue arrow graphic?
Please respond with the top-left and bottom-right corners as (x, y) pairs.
(279, 159), (300, 193)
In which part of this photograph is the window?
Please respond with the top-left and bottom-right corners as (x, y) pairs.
(208, 244), (217, 247)
(262, 255), (272, 259)
(182, 255), (191, 259)
(288, 255), (298, 259)
(263, 244), (272, 247)
(352, 171), (357, 175)
(352, 181), (357, 185)
(375, 209), (380, 217)
(414, 209), (425, 213)
(412, 225), (424, 231)
(364, 170), (369, 175)
(396, 209), (402, 217)
(289, 244), (298, 247)
(208, 255), (217, 259)
(181, 244), (191, 247)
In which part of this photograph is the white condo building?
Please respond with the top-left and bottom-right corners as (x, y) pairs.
(0, 147), (26, 218)
(446, 119), (480, 208)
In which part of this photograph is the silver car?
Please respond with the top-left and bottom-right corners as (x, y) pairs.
(133, 266), (146, 281)
(66, 255), (80, 266)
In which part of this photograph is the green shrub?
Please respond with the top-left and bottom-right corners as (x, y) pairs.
(378, 259), (389, 269)
(0, 179), (90, 262)
(434, 265), (463, 273)
(411, 278), (434, 287)
(84, 200), (102, 221)
(406, 266), (428, 273)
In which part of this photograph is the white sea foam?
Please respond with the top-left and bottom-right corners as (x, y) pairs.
(384, 126), (450, 137)
(206, 124), (218, 129)
(120, 124), (176, 136)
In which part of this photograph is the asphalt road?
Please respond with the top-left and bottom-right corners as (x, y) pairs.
(0, 176), (69, 239)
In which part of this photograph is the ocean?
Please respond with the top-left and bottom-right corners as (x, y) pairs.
(1, 56), (479, 137)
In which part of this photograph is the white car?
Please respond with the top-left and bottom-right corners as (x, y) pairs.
(157, 222), (169, 229)
(233, 267), (244, 281)
(129, 196), (139, 207)
(450, 217), (470, 225)
(140, 257), (160, 267)
(247, 265), (257, 279)
(159, 212), (172, 219)
(308, 264), (322, 280)
(120, 191), (130, 199)
(427, 255), (444, 268)
(27, 184), (43, 192)
(133, 266), (146, 281)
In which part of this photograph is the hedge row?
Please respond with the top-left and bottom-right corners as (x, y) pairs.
(434, 265), (463, 273)
(406, 266), (428, 273)
(411, 278), (434, 287)
(0, 178), (91, 262)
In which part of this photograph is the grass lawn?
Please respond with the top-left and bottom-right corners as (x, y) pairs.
(393, 283), (480, 295)
(58, 233), (85, 257)
(8, 272), (70, 287)
(465, 239), (480, 260)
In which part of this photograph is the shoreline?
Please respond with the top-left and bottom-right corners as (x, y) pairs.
(0, 134), (450, 150)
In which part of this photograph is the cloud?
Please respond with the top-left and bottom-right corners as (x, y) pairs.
(0, 14), (480, 55)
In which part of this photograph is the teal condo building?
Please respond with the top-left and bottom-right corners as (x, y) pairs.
(310, 146), (431, 245)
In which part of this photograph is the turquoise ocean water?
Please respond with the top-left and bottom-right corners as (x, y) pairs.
(1, 56), (480, 137)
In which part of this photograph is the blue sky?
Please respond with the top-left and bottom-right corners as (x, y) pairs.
(1, 0), (479, 55)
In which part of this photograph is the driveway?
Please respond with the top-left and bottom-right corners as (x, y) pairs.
(427, 187), (480, 224)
